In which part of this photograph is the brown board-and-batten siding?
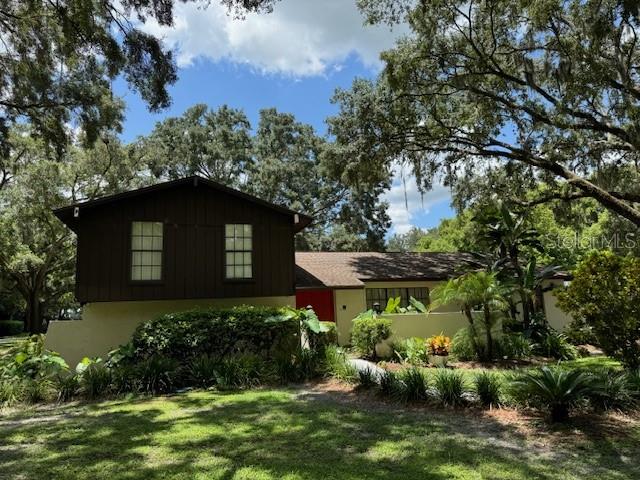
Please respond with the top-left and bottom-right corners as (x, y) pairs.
(69, 181), (298, 303)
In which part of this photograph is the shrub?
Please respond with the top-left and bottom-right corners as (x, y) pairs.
(497, 333), (532, 360)
(130, 306), (300, 363)
(451, 327), (477, 361)
(351, 311), (392, 360)
(379, 370), (402, 398)
(427, 333), (451, 357)
(510, 367), (593, 422)
(135, 356), (180, 394)
(23, 378), (51, 404)
(627, 369), (640, 401)
(53, 373), (79, 402)
(556, 250), (640, 369)
(0, 379), (22, 406)
(474, 372), (502, 407)
(77, 358), (112, 399)
(392, 337), (428, 365)
(586, 369), (632, 411)
(433, 368), (466, 406)
(295, 348), (322, 381)
(533, 329), (578, 361)
(0, 320), (23, 337)
(323, 345), (357, 382)
(213, 355), (264, 390)
(110, 365), (139, 394)
(357, 367), (378, 389)
(398, 366), (428, 402)
(189, 354), (219, 388)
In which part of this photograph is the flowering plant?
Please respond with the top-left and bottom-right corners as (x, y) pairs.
(427, 333), (451, 356)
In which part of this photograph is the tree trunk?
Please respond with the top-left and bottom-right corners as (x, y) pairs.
(483, 303), (493, 361)
(25, 290), (44, 334)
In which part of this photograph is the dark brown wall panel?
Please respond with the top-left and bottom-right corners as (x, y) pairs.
(74, 184), (296, 303)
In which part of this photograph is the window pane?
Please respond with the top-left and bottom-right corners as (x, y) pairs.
(243, 238), (252, 250)
(151, 266), (162, 280)
(142, 223), (152, 235)
(152, 222), (163, 236)
(243, 266), (252, 278)
(140, 266), (151, 279)
(140, 237), (151, 250)
(132, 222), (142, 235)
(131, 266), (141, 281)
(243, 224), (252, 236)
(132, 252), (141, 266)
(226, 266), (235, 278)
(151, 252), (161, 266)
(243, 252), (251, 265)
(235, 266), (243, 278)
(152, 236), (163, 250)
(235, 252), (243, 265)
(225, 224), (234, 237)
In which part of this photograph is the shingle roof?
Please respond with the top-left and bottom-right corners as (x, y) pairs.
(295, 251), (485, 288)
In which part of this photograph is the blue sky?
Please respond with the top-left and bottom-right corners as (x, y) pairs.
(115, 0), (454, 234)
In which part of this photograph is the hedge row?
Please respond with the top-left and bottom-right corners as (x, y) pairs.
(0, 320), (23, 337)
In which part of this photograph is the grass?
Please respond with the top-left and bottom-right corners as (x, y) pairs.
(1, 387), (638, 480)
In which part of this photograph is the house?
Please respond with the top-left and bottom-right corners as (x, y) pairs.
(294, 251), (573, 345)
(45, 176), (311, 365)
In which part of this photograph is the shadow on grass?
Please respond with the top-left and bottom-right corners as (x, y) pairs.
(0, 387), (637, 480)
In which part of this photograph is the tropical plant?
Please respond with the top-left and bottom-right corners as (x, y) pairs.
(474, 372), (502, 407)
(110, 365), (139, 395)
(510, 367), (593, 422)
(497, 334), (533, 360)
(77, 358), (112, 399)
(586, 370), (633, 412)
(384, 296), (402, 314)
(398, 366), (428, 402)
(379, 370), (402, 399)
(392, 337), (428, 365)
(433, 368), (466, 406)
(427, 333), (451, 356)
(189, 354), (219, 388)
(23, 378), (51, 404)
(557, 251), (640, 369)
(0, 379), (22, 406)
(323, 345), (357, 383)
(351, 311), (392, 360)
(213, 355), (265, 390)
(357, 367), (378, 389)
(430, 271), (509, 361)
(53, 373), (80, 402)
(0, 335), (68, 379)
(135, 356), (180, 394)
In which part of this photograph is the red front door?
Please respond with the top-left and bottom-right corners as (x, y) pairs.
(296, 289), (335, 322)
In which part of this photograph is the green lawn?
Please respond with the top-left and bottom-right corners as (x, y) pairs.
(1, 387), (638, 480)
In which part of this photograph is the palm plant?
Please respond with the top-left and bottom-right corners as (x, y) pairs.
(430, 271), (509, 360)
(510, 367), (593, 422)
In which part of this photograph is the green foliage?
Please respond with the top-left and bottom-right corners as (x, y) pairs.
(383, 296), (402, 314)
(351, 311), (392, 360)
(392, 337), (428, 365)
(134, 356), (180, 394)
(474, 372), (502, 407)
(53, 373), (80, 402)
(533, 330), (578, 361)
(0, 320), (23, 337)
(0, 378), (22, 406)
(0, 335), (68, 380)
(213, 355), (265, 390)
(357, 367), (378, 389)
(586, 370), (633, 412)
(77, 358), (112, 399)
(323, 345), (357, 383)
(23, 378), (51, 404)
(510, 367), (593, 422)
(337, 0), (640, 228)
(497, 334), (532, 360)
(189, 354), (219, 389)
(451, 327), (478, 361)
(397, 366), (428, 402)
(557, 251), (640, 369)
(130, 306), (301, 363)
(379, 370), (402, 399)
(433, 369), (467, 406)
(110, 365), (139, 395)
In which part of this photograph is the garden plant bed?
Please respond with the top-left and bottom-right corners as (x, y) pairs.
(1, 384), (638, 480)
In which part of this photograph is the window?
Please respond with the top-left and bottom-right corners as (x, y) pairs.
(365, 287), (429, 311)
(225, 224), (253, 279)
(131, 221), (163, 281)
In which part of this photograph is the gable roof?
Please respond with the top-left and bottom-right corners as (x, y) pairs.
(295, 251), (485, 288)
(54, 175), (313, 233)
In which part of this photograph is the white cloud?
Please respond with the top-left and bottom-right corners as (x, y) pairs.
(384, 164), (451, 235)
(140, 0), (407, 76)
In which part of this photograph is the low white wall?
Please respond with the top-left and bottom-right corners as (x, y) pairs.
(45, 296), (295, 366)
(542, 280), (573, 331)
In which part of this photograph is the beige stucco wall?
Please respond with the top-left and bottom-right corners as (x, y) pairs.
(45, 296), (295, 366)
(333, 278), (574, 346)
(542, 280), (573, 331)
